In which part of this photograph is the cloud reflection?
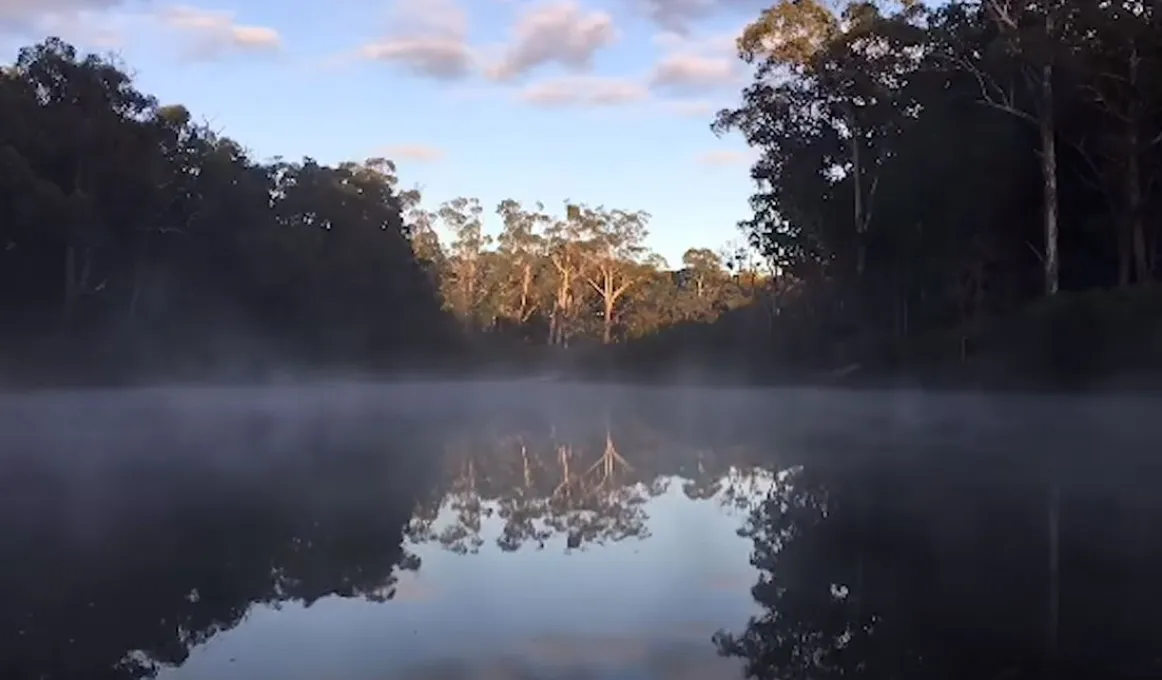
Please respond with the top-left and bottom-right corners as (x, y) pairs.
(398, 633), (743, 678)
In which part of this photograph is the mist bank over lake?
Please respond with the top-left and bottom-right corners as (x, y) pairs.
(3, 383), (1162, 679)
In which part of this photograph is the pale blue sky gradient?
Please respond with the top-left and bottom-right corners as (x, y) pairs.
(1, 0), (767, 265)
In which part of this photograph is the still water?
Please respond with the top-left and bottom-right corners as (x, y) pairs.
(2, 383), (1161, 679)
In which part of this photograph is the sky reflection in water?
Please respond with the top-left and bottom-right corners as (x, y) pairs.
(163, 472), (771, 680)
(4, 385), (1162, 680)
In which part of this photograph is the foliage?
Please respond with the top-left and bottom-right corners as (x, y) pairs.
(0, 39), (453, 383)
(714, 422), (1162, 679)
(0, 398), (440, 679)
(418, 197), (758, 350)
(634, 0), (1162, 380)
(0, 39), (761, 383)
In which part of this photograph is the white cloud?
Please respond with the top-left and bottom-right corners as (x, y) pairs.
(647, 23), (742, 95)
(486, 0), (617, 81)
(158, 5), (280, 59)
(637, 0), (713, 32)
(649, 52), (737, 92)
(0, 0), (120, 29)
(651, 26), (738, 54)
(360, 38), (472, 78)
(696, 148), (753, 165)
(520, 75), (647, 107)
(380, 144), (444, 162)
(0, 0), (135, 47)
(2, 2), (282, 54)
(630, 0), (768, 34)
(358, 0), (473, 79)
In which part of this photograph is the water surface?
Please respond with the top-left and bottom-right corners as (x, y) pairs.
(2, 384), (1161, 679)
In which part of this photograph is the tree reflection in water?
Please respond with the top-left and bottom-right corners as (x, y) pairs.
(12, 387), (1151, 680)
(404, 413), (776, 555)
(0, 400), (439, 680)
(714, 443), (1162, 680)
(0, 392), (777, 680)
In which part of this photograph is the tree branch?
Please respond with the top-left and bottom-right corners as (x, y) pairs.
(984, 0), (1020, 33)
(1026, 240), (1046, 264)
(1069, 137), (1113, 194)
(949, 54), (1037, 125)
(586, 277), (604, 298)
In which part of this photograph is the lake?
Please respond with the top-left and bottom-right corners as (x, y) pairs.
(2, 383), (1161, 679)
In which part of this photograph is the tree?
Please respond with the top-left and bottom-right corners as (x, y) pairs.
(400, 185), (446, 276)
(0, 38), (454, 378)
(950, 0), (1079, 295)
(496, 199), (549, 328)
(573, 204), (651, 344)
(439, 196), (492, 327)
(1071, 0), (1161, 285)
(720, 0), (923, 282)
(679, 247), (728, 320)
(544, 204), (590, 347)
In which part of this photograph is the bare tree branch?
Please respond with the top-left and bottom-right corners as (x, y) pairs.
(984, 0), (1021, 32)
(1026, 240), (1046, 264)
(948, 54), (1038, 124)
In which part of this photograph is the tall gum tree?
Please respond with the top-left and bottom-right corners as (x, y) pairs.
(715, 0), (925, 317)
(399, 187), (446, 298)
(572, 204), (651, 344)
(1072, 0), (1160, 284)
(12, 38), (158, 329)
(679, 247), (728, 321)
(496, 199), (549, 327)
(545, 203), (589, 346)
(439, 196), (491, 327)
(948, 0), (1078, 295)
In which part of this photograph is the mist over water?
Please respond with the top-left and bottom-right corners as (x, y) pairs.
(2, 383), (1161, 680)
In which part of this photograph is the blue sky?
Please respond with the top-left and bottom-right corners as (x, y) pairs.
(0, 0), (768, 264)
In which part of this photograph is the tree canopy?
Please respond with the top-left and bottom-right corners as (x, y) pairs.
(693, 0), (1162, 380)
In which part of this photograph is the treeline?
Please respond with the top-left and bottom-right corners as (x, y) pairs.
(0, 39), (458, 380)
(9, 0), (1162, 388)
(633, 0), (1162, 382)
(405, 196), (762, 349)
(0, 38), (761, 383)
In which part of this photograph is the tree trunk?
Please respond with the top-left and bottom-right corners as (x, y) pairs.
(1040, 63), (1060, 296)
(1046, 480), (1060, 668)
(1150, 225), (1159, 279)
(850, 115), (867, 278)
(1128, 155), (1148, 283)
(1118, 216), (1132, 287)
(129, 246), (146, 320)
(62, 242), (77, 330)
(602, 298), (613, 344)
(1131, 211), (1149, 283)
(1127, 46), (1149, 284)
(518, 265), (532, 321)
(553, 263), (574, 347)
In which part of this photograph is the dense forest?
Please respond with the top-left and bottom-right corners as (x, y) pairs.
(4, 0), (1162, 386)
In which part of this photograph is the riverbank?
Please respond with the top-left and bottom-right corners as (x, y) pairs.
(2, 288), (1160, 394)
(573, 286), (1162, 393)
